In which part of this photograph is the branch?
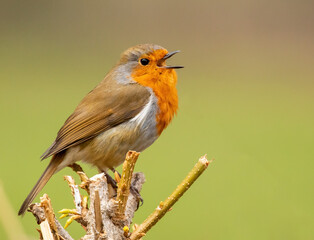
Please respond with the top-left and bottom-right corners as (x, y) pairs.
(61, 175), (88, 229)
(115, 151), (140, 219)
(28, 195), (74, 240)
(64, 175), (82, 215)
(82, 172), (145, 240)
(27, 152), (212, 240)
(129, 155), (212, 240)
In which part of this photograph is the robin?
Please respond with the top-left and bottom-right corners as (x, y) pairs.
(18, 44), (183, 215)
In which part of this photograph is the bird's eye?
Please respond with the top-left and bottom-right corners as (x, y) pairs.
(140, 58), (150, 66)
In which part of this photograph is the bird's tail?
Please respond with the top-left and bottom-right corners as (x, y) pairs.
(18, 153), (64, 215)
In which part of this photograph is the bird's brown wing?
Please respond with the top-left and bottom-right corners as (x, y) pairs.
(41, 77), (151, 160)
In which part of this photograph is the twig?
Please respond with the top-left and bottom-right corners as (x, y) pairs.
(115, 151), (140, 219)
(94, 190), (102, 233)
(40, 194), (57, 234)
(39, 220), (54, 240)
(68, 163), (90, 194)
(62, 175), (88, 229)
(29, 196), (74, 240)
(64, 176), (82, 215)
(129, 155), (212, 240)
(82, 173), (110, 240)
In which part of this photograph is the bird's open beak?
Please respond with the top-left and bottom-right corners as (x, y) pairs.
(159, 50), (184, 69)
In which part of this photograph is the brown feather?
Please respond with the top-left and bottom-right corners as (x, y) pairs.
(18, 153), (65, 215)
(41, 71), (150, 160)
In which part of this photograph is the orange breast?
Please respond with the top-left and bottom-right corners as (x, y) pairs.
(131, 58), (178, 135)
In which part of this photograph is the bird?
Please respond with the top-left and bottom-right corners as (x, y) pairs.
(18, 44), (183, 215)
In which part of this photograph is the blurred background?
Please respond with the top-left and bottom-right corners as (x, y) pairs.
(0, 0), (313, 239)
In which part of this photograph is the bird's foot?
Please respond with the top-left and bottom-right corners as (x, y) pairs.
(130, 185), (144, 209)
(104, 172), (118, 189)
(111, 169), (144, 209)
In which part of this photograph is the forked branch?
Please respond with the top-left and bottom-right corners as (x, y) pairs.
(28, 152), (212, 240)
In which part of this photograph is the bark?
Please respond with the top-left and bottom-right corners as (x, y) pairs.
(28, 152), (212, 240)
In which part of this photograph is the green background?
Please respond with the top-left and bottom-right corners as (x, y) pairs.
(1, 0), (313, 239)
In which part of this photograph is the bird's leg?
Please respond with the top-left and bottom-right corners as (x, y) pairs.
(130, 184), (144, 209)
(105, 172), (118, 189)
(110, 168), (121, 178)
(98, 167), (118, 189)
(97, 167), (118, 199)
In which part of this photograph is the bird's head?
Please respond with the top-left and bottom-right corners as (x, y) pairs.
(117, 44), (183, 88)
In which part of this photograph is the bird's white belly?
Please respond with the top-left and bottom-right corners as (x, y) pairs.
(60, 92), (159, 171)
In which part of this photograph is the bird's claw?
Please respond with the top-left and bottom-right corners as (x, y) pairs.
(130, 186), (143, 209)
